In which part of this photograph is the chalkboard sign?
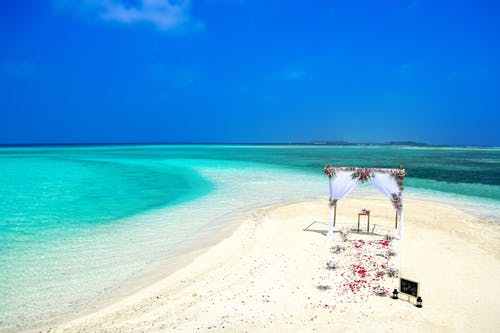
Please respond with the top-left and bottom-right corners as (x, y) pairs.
(399, 278), (419, 298)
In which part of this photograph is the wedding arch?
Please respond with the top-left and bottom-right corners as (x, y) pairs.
(323, 165), (407, 239)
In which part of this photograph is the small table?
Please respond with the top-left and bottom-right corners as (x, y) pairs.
(357, 212), (371, 233)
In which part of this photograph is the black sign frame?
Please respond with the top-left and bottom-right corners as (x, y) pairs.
(399, 277), (419, 298)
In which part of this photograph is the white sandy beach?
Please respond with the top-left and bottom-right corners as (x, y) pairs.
(45, 197), (500, 333)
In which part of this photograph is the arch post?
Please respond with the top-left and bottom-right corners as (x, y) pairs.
(333, 204), (337, 227)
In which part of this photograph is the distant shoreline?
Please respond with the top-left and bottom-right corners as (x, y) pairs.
(0, 142), (498, 149)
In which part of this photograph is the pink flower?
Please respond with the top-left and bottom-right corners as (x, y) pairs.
(323, 164), (336, 177)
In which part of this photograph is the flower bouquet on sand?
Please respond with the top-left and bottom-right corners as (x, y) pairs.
(330, 243), (346, 254)
(373, 286), (389, 296)
(326, 257), (338, 269)
(385, 231), (397, 241)
(387, 266), (399, 278)
(339, 228), (349, 241)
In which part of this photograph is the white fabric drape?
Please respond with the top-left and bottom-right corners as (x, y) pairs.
(327, 171), (359, 236)
(368, 172), (404, 239)
(368, 172), (398, 198)
(328, 204), (335, 235)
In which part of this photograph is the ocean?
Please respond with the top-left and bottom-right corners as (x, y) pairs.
(0, 144), (499, 331)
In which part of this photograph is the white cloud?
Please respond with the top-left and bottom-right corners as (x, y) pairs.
(55, 0), (195, 31)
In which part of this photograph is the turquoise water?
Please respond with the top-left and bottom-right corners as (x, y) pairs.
(0, 156), (211, 247)
(0, 145), (499, 331)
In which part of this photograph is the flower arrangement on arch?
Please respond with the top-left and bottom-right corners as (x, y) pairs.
(391, 193), (403, 210)
(390, 168), (407, 191)
(351, 168), (374, 183)
(323, 164), (336, 177)
(360, 208), (370, 214)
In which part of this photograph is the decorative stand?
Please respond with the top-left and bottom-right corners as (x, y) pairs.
(357, 211), (371, 233)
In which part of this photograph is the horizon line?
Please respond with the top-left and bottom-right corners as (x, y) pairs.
(0, 141), (498, 149)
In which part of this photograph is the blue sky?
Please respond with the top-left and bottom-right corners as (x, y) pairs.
(0, 0), (499, 145)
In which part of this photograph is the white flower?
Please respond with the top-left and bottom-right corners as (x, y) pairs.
(339, 228), (349, 240)
(385, 231), (397, 241)
(387, 266), (399, 278)
(330, 243), (345, 253)
(326, 257), (338, 269)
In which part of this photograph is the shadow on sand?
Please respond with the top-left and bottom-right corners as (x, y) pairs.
(303, 221), (392, 237)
